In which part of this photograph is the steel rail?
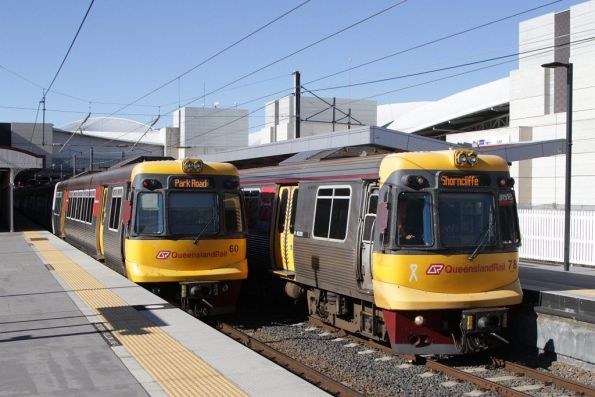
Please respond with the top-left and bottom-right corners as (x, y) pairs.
(217, 322), (364, 397)
(491, 357), (595, 397)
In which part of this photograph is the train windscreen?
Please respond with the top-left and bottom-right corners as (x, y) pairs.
(168, 191), (219, 235)
(438, 193), (496, 248)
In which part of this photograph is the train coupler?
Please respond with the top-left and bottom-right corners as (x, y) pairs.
(180, 280), (242, 317)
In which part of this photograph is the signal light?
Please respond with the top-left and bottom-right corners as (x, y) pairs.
(401, 175), (429, 190)
(498, 177), (515, 187)
(142, 179), (162, 190)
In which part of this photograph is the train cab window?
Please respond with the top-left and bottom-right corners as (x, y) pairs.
(223, 193), (244, 233)
(168, 191), (218, 235)
(397, 193), (433, 246)
(313, 186), (351, 241)
(498, 191), (521, 246)
(438, 193), (495, 248)
(109, 187), (124, 231)
(135, 192), (164, 234)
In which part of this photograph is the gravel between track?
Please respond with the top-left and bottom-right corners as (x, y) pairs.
(233, 315), (594, 396)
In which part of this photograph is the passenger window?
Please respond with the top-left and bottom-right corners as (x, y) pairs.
(109, 187), (124, 231)
(313, 186), (351, 241)
(278, 190), (288, 233)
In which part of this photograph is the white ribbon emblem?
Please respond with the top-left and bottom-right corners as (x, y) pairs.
(409, 263), (418, 282)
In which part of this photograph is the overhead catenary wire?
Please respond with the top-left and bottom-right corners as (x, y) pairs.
(129, 114), (161, 152)
(12, 2), (584, 136)
(171, 0), (566, 119)
(150, 0), (570, 133)
(16, 0), (565, 130)
(168, 0), (408, 115)
(306, 36), (595, 93)
(182, 36), (595, 144)
(102, 0), (408, 146)
(46, 0), (95, 95)
(106, 0), (313, 119)
(59, 112), (91, 152)
(303, 0), (563, 86)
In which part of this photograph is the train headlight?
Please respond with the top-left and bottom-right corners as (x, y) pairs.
(182, 159), (204, 173)
(453, 150), (478, 167)
(414, 315), (425, 326)
(458, 153), (467, 165)
(221, 283), (230, 293)
(183, 160), (194, 172)
(467, 153), (478, 166)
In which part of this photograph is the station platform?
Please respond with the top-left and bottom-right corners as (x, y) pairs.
(517, 261), (595, 365)
(519, 261), (595, 323)
(0, 230), (328, 397)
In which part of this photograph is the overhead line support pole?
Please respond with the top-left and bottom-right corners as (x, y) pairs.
(294, 71), (301, 139)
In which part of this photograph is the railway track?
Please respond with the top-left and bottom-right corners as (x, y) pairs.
(217, 322), (364, 397)
(222, 312), (595, 397)
(308, 317), (595, 397)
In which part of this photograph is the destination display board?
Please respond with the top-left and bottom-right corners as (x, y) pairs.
(439, 174), (490, 188)
(169, 177), (211, 189)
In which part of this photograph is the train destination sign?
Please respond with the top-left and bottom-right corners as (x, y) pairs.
(440, 174), (490, 188)
(170, 177), (211, 189)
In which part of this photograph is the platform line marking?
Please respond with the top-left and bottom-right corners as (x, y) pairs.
(26, 232), (247, 397)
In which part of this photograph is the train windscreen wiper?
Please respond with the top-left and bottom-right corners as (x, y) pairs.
(468, 223), (493, 261)
(193, 209), (216, 245)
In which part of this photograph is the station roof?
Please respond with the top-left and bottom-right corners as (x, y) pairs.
(60, 117), (162, 145)
(0, 146), (44, 170)
(199, 125), (565, 169)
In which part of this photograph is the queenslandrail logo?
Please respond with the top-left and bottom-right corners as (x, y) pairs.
(156, 251), (171, 259)
(156, 250), (227, 259)
(426, 264), (444, 275)
(426, 263), (505, 275)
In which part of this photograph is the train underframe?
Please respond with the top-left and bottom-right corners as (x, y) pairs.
(143, 280), (243, 317)
(304, 286), (510, 355)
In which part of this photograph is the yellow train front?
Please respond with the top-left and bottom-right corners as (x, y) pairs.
(53, 158), (247, 316)
(373, 150), (522, 354)
(241, 149), (522, 355)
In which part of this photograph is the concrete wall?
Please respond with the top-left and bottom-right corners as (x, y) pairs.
(173, 107), (248, 154)
(257, 95), (377, 144)
(52, 130), (163, 172)
(509, 0), (595, 209)
(10, 123), (53, 162)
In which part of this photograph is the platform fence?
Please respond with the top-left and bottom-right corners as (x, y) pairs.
(518, 208), (595, 267)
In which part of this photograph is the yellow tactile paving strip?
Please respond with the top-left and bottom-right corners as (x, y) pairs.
(25, 232), (247, 397)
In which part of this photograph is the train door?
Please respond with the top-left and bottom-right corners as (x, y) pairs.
(59, 191), (68, 237)
(274, 185), (298, 275)
(358, 184), (378, 291)
(96, 186), (108, 257)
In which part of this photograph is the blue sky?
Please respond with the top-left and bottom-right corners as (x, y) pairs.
(0, 0), (585, 132)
